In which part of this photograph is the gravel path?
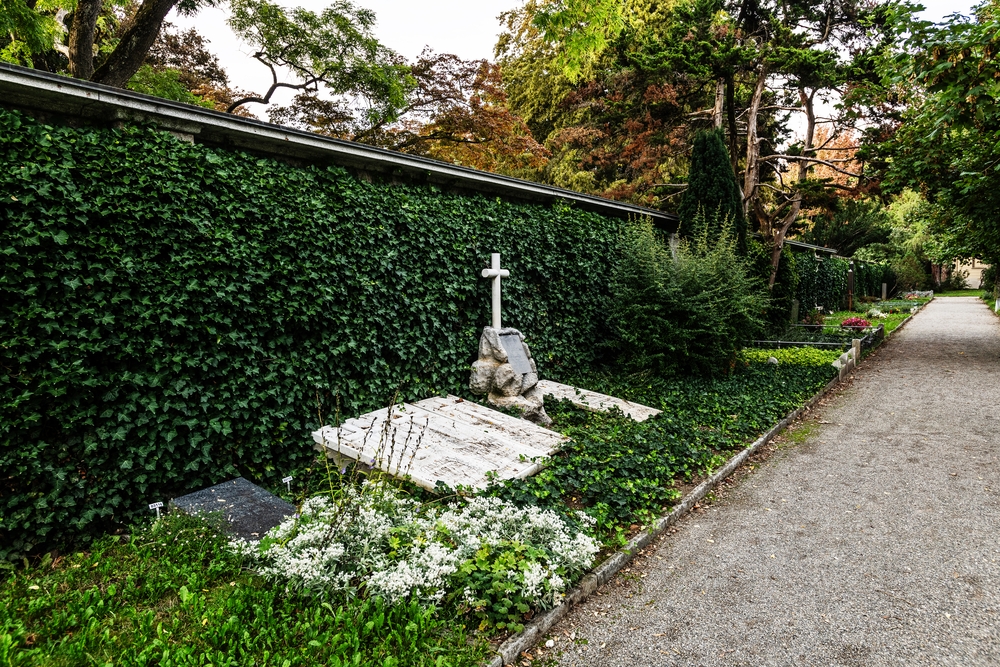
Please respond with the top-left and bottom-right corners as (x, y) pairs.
(548, 297), (1000, 667)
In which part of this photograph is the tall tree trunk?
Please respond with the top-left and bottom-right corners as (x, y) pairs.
(742, 65), (767, 226)
(767, 87), (815, 288)
(92, 0), (179, 88)
(726, 74), (738, 173)
(68, 0), (102, 80)
(712, 78), (725, 129)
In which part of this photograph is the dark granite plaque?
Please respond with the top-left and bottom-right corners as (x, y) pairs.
(499, 333), (532, 375)
(171, 477), (295, 541)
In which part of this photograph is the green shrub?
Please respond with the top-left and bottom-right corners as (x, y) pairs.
(983, 264), (998, 298)
(0, 107), (624, 560)
(738, 347), (841, 366)
(609, 214), (767, 375)
(677, 129), (747, 253)
(891, 251), (932, 290)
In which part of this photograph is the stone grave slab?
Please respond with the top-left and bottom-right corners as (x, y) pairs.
(171, 477), (295, 541)
(311, 396), (567, 491)
(413, 395), (567, 452)
(535, 380), (662, 422)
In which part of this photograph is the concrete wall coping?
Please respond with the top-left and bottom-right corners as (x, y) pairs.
(0, 63), (677, 229)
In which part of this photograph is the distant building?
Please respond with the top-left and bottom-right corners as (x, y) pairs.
(957, 259), (990, 288)
(931, 259), (990, 289)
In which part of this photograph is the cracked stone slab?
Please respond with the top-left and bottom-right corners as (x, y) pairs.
(312, 397), (567, 491)
(413, 395), (567, 452)
(536, 380), (662, 422)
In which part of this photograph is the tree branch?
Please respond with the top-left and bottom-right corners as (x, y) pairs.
(92, 0), (180, 87)
(227, 55), (325, 113)
(759, 154), (862, 178)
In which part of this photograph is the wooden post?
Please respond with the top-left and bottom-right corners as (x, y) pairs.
(847, 263), (855, 311)
(882, 282), (887, 301)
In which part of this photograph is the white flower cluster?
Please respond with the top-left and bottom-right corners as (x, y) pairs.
(436, 496), (598, 608)
(866, 308), (888, 319)
(232, 482), (599, 611)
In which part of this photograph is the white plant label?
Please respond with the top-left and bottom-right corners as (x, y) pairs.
(148, 501), (163, 518)
(282, 476), (293, 492)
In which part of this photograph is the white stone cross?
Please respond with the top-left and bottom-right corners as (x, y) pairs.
(481, 252), (510, 329)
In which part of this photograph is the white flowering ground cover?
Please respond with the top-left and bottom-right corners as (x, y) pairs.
(232, 481), (599, 631)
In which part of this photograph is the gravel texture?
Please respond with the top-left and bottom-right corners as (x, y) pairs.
(547, 298), (1000, 667)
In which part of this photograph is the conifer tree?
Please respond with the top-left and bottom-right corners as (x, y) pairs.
(677, 129), (746, 252)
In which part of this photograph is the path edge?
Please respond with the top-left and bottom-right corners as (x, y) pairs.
(485, 304), (933, 666)
(485, 373), (845, 666)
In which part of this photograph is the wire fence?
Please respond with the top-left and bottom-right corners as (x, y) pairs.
(752, 323), (885, 351)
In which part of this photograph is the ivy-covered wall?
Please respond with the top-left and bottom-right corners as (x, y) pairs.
(796, 254), (895, 313)
(0, 108), (624, 559)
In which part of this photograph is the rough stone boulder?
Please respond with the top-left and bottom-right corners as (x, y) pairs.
(469, 327), (551, 426)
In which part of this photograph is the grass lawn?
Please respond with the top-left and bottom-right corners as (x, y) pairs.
(0, 512), (488, 667)
(1, 349), (840, 666)
(935, 289), (986, 297)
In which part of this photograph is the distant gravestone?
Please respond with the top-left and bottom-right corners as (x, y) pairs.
(499, 333), (533, 375)
(171, 477), (295, 541)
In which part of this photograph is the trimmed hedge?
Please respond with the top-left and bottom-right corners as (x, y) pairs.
(0, 108), (623, 559)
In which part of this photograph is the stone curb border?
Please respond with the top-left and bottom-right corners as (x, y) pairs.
(889, 313), (914, 337)
(485, 368), (852, 666)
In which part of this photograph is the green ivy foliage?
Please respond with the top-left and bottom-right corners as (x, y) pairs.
(491, 354), (838, 531)
(748, 240), (799, 333)
(796, 254), (847, 311)
(0, 108), (623, 560)
(853, 260), (895, 299)
(796, 254), (895, 313)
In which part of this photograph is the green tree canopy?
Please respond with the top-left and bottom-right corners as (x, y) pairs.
(0, 0), (65, 66)
(799, 199), (892, 258)
(226, 0), (412, 125)
(874, 1), (1000, 282)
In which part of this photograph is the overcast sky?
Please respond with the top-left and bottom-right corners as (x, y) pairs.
(171, 0), (978, 111)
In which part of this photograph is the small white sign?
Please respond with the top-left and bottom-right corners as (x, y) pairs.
(282, 475), (293, 492)
(148, 501), (163, 518)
